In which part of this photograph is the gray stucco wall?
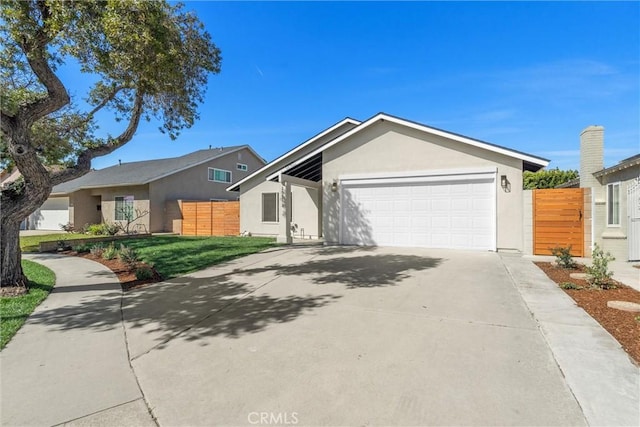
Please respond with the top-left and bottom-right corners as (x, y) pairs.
(321, 121), (525, 250)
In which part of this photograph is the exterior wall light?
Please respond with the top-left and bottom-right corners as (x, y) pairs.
(501, 175), (508, 188)
(331, 180), (338, 192)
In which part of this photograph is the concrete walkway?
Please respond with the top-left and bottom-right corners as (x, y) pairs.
(1, 254), (155, 427)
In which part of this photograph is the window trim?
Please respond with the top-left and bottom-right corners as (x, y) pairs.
(236, 163), (248, 171)
(114, 195), (134, 221)
(261, 192), (279, 223)
(606, 182), (621, 227)
(208, 167), (232, 183)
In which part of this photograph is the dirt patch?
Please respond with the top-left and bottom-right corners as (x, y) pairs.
(0, 286), (28, 297)
(535, 262), (640, 364)
(66, 251), (163, 291)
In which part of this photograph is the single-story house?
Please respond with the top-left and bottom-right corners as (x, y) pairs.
(228, 113), (549, 251)
(559, 126), (640, 261)
(26, 145), (265, 232)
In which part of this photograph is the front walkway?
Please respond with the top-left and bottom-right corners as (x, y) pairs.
(0, 254), (155, 427)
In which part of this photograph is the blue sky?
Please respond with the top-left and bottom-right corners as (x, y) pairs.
(77, 1), (639, 171)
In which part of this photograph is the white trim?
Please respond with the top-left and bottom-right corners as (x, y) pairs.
(591, 187), (595, 253)
(267, 113), (549, 181)
(208, 167), (232, 184)
(338, 169), (498, 251)
(226, 118), (361, 191)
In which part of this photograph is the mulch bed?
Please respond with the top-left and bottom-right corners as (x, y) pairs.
(66, 251), (163, 291)
(535, 262), (640, 365)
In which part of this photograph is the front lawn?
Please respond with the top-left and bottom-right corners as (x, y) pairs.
(20, 233), (95, 252)
(98, 235), (277, 279)
(1, 260), (56, 350)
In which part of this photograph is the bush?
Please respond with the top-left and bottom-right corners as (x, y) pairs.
(550, 245), (577, 269)
(59, 222), (75, 233)
(86, 223), (106, 235)
(135, 266), (154, 280)
(90, 243), (104, 257)
(74, 243), (91, 253)
(102, 243), (118, 260)
(103, 222), (121, 236)
(85, 222), (121, 236)
(118, 244), (139, 267)
(559, 282), (582, 290)
(585, 243), (616, 289)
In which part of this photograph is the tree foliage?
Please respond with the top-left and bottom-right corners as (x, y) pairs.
(0, 0), (221, 287)
(522, 168), (579, 189)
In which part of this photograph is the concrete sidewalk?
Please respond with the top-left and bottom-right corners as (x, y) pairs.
(501, 254), (640, 427)
(1, 254), (155, 427)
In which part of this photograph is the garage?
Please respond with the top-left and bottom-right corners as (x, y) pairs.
(27, 197), (70, 230)
(340, 171), (496, 250)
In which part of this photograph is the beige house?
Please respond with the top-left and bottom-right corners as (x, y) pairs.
(228, 113), (549, 251)
(561, 126), (640, 261)
(27, 146), (265, 232)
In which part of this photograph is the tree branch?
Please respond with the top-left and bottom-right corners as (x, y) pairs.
(1, 112), (16, 135)
(50, 90), (145, 186)
(86, 86), (127, 119)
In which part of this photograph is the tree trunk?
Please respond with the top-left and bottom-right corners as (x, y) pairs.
(1, 217), (27, 288)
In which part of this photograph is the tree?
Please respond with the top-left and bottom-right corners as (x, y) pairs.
(1, 0), (221, 288)
(523, 168), (579, 190)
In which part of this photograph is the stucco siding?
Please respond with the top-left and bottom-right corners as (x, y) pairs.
(322, 121), (525, 250)
(239, 180), (282, 236)
(69, 190), (101, 228)
(99, 185), (151, 232)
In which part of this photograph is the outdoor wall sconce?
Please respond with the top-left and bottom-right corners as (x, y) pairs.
(331, 180), (338, 192)
(500, 175), (510, 192)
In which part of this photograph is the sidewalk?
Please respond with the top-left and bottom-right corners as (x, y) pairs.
(0, 254), (155, 427)
(501, 254), (640, 427)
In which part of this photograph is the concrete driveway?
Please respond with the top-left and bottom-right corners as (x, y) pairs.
(123, 246), (586, 426)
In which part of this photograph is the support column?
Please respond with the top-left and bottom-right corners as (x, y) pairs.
(277, 180), (292, 244)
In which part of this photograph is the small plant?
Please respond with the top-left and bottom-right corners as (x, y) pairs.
(559, 282), (582, 290)
(102, 243), (119, 260)
(59, 222), (75, 233)
(118, 244), (139, 267)
(86, 223), (106, 235)
(90, 243), (104, 257)
(103, 222), (121, 236)
(135, 266), (154, 280)
(56, 240), (71, 251)
(550, 245), (577, 269)
(585, 243), (616, 289)
(635, 315), (640, 324)
(74, 243), (91, 253)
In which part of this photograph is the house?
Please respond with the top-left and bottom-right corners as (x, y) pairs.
(228, 113), (549, 251)
(559, 126), (640, 261)
(26, 145), (265, 232)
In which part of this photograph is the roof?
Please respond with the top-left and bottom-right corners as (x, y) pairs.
(593, 153), (640, 178)
(251, 112), (549, 185)
(52, 145), (262, 195)
(227, 117), (361, 191)
(556, 178), (580, 189)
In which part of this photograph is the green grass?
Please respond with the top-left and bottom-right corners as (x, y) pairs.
(20, 233), (96, 252)
(1, 260), (56, 350)
(123, 236), (277, 279)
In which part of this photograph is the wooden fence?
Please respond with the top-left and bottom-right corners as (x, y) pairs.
(533, 188), (585, 256)
(181, 201), (239, 236)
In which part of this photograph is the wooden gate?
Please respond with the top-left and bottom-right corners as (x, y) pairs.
(181, 201), (239, 236)
(533, 188), (585, 256)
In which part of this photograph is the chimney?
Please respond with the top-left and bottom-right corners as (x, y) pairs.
(579, 126), (604, 188)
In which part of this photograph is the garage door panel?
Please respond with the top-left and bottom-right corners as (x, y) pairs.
(341, 176), (495, 250)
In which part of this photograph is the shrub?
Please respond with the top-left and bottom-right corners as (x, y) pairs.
(59, 222), (75, 233)
(74, 243), (91, 253)
(118, 244), (139, 267)
(85, 222), (121, 236)
(86, 223), (106, 235)
(559, 282), (582, 290)
(550, 245), (577, 269)
(135, 266), (154, 280)
(90, 243), (104, 257)
(102, 243), (119, 260)
(585, 243), (616, 289)
(103, 222), (121, 236)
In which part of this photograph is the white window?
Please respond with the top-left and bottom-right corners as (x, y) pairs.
(237, 163), (248, 171)
(262, 193), (278, 222)
(115, 195), (134, 220)
(208, 168), (232, 183)
(607, 182), (620, 226)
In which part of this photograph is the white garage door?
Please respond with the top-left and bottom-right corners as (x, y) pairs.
(340, 172), (495, 250)
(28, 197), (70, 230)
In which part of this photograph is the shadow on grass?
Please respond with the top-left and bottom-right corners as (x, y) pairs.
(22, 248), (442, 353)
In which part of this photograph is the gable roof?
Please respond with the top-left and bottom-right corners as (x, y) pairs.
(593, 153), (640, 178)
(256, 112), (549, 184)
(227, 117), (361, 191)
(52, 145), (263, 195)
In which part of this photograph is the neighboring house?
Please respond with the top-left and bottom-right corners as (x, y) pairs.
(228, 113), (549, 251)
(559, 126), (640, 261)
(26, 145), (265, 232)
